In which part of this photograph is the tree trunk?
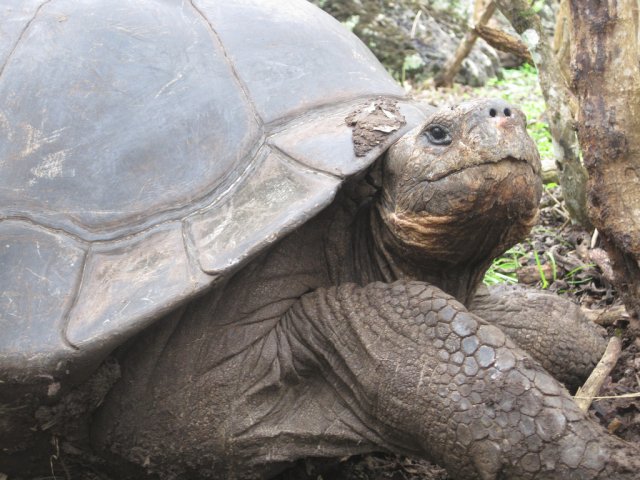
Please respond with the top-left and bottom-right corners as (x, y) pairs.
(495, 0), (591, 228)
(568, 0), (640, 323)
(553, 0), (572, 85)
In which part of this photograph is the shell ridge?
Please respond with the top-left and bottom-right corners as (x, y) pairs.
(268, 143), (343, 181)
(185, 144), (268, 232)
(0, 0), (53, 80)
(181, 219), (207, 285)
(0, 215), (88, 244)
(0, 133), (267, 244)
(60, 245), (89, 351)
(188, 0), (263, 126)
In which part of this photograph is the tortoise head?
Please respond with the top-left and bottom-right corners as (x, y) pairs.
(378, 98), (542, 270)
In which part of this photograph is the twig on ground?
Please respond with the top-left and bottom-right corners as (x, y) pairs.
(589, 247), (616, 284)
(575, 392), (640, 400)
(581, 304), (629, 326)
(574, 336), (622, 412)
(558, 218), (571, 233)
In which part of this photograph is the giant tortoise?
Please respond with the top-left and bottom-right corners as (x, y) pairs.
(1, 0), (638, 479)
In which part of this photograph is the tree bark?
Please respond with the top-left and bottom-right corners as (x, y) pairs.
(553, 0), (572, 85)
(474, 24), (533, 64)
(473, 0), (492, 23)
(568, 0), (640, 322)
(495, 0), (591, 228)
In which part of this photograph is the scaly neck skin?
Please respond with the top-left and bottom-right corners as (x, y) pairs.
(348, 201), (492, 306)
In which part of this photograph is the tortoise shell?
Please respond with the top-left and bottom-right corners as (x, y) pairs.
(0, 0), (426, 382)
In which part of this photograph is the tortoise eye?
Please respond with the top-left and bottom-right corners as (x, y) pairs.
(425, 125), (451, 146)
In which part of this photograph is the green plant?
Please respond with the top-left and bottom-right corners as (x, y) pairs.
(483, 246), (526, 285)
(531, 248), (549, 289)
(565, 264), (596, 285)
(401, 52), (425, 85)
(545, 250), (558, 282)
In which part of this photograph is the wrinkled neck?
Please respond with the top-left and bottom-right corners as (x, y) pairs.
(349, 203), (490, 306)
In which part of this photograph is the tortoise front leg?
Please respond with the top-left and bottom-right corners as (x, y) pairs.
(469, 285), (606, 389)
(287, 281), (639, 480)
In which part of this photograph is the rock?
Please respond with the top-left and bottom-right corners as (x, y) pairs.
(311, 0), (501, 86)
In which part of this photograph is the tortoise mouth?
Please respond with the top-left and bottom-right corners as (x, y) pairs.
(425, 156), (536, 182)
(408, 156), (542, 219)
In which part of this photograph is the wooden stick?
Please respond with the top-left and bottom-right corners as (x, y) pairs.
(474, 24), (532, 64)
(574, 336), (622, 412)
(433, 0), (496, 88)
(581, 304), (629, 327)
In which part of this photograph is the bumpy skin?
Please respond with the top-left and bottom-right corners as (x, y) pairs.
(89, 100), (639, 480)
(470, 285), (606, 390)
(290, 282), (635, 480)
(93, 248), (633, 479)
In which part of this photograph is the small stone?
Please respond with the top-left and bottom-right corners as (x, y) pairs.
(47, 382), (61, 397)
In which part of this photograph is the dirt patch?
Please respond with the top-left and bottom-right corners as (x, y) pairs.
(276, 454), (448, 480)
(346, 98), (405, 157)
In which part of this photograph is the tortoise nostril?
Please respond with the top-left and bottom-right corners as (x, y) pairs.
(489, 108), (497, 117)
(504, 108), (511, 117)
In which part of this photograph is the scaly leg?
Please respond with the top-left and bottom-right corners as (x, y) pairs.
(469, 285), (606, 389)
(94, 281), (638, 479)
